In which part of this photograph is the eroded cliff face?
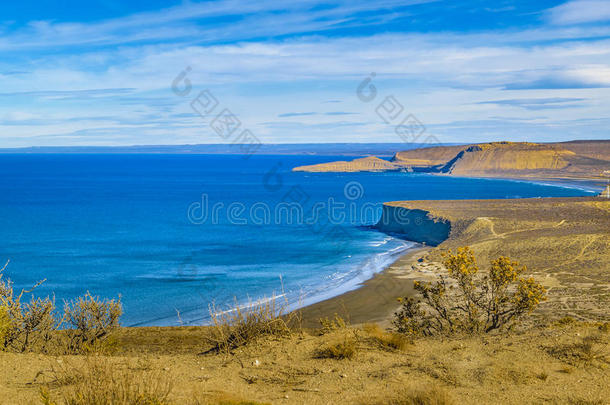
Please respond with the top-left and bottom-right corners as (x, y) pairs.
(438, 143), (574, 175)
(375, 204), (450, 246)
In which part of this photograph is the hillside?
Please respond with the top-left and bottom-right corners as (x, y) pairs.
(292, 156), (400, 172)
(292, 141), (610, 183)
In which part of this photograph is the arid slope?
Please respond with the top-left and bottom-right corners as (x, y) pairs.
(293, 141), (610, 182)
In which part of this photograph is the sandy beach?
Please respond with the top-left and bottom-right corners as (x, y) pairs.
(300, 194), (610, 327)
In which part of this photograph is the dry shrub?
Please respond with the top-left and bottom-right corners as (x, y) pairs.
(0, 260), (57, 352)
(203, 295), (294, 354)
(555, 316), (576, 327)
(369, 386), (455, 405)
(40, 356), (172, 405)
(63, 292), (122, 354)
(319, 313), (348, 335)
(315, 335), (357, 360)
(546, 334), (608, 367)
(363, 324), (410, 351)
(1, 261), (122, 354)
(394, 247), (546, 336)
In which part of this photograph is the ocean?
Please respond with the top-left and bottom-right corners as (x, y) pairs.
(0, 154), (595, 326)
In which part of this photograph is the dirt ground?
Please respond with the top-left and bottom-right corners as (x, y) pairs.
(1, 321), (609, 405)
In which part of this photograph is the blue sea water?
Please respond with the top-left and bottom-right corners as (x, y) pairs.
(0, 154), (595, 326)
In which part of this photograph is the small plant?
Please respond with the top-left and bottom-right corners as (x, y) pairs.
(555, 316), (576, 327)
(369, 386), (455, 405)
(63, 292), (122, 353)
(315, 336), (357, 359)
(0, 261), (57, 352)
(192, 391), (271, 405)
(40, 356), (172, 405)
(394, 247), (547, 336)
(547, 335), (608, 367)
(319, 313), (348, 335)
(203, 295), (293, 354)
(363, 324), (410, 351)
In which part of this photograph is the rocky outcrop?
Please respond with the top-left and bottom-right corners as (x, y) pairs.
(375, 204), (451, 246)
(292, 156), (401, 172)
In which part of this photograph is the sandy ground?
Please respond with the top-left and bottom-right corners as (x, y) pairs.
(1, 322), (609, 404)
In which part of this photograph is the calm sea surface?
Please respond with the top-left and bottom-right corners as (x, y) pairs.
(0, 154), (594, 325)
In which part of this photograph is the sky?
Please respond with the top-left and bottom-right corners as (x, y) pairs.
(0, 0), (609, 147)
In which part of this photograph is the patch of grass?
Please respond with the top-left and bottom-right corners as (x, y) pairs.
(193, 392), (271, 405)
(598, 322), (610, 333)
(315, 336), (357, 360)
(535, 371), (549, 381)
(368, 386), (455, 405)
(203, 295), (295, 354)
(555, 316), (576, 327)
(566, 398), (605, 405)
(39, 356), (172, 405)
(363, 324), (410, 351)
(318, 313), (348, 335)
(546, 335), (608, 367)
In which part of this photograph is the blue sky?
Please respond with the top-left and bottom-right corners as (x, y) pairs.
(1, 0), (609, 146)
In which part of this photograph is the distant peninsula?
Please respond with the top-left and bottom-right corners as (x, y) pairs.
(293, 140), (610, 184)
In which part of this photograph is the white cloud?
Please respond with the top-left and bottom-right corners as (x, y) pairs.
(1, 1), (610, 146)
(547, 0), (610, 25)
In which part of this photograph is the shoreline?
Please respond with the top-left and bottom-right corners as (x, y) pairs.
(297, 246), (430, 328)
(297, 175), (604, 327)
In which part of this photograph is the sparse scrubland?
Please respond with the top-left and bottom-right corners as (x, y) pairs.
(0, 261), (122, 355)
(1, 247), (608, 405)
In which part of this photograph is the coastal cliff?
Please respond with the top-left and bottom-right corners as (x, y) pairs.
(375, 204), (451, 246)
(292, 141), (610, 182)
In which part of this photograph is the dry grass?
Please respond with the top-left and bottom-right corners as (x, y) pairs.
(192, 392), (271, 405)
(1, 319), (608, 404)
(318, 313), (348, 335)
(368, 386), (455, 405)
(546, 334), (609, 368)
(363, 324), (411, 351)
(203, 295), (297, 354)
(39, 356), (172, 405)
(315, 334), (357, 360)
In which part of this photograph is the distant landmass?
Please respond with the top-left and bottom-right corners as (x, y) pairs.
(293, 140), (610, 183)
(0, 143), (457, 157)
